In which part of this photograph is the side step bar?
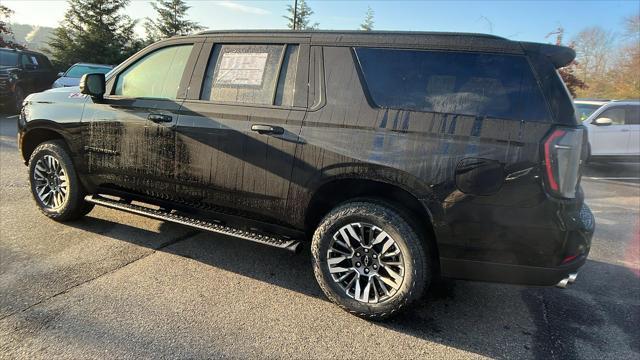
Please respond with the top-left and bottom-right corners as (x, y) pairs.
(85, 195), (301, 252)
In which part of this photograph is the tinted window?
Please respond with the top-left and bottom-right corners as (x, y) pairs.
(355, 48), (549, 121)
(625, 105), (640, 125)
(115, 45), (193, 99)
(274, 45), (299, 106)
(21, 54), (38, 68)
(66, 64), (112, 78)
(0, 51), (19, 66)
(598, 105), (640, 125)
(598, 107), (626, 125)
(575, 103), (601, 121)
(37, 55), (52, 69)
(201, 44), (298, 106)
(526, 50), (576, 124)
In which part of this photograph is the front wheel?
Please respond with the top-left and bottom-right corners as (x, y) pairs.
(311, 200), (430, 320)
(28, 140), (94, 221)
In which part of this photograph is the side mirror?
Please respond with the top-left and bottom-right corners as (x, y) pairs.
(57, 72), (64, 77)
(455, 158), (504, 195)
(79, 73), (105, 99)
(593, 117), (613, 126)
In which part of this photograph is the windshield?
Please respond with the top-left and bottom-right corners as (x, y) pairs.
(575, 103), (602, 121)
(64, 64), (112, 78)
(0, 51), (19, 67)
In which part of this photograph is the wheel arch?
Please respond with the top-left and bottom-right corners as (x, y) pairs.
(20, 123), (70, 164)
(303, 177), (442, 269)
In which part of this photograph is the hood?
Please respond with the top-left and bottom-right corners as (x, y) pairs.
(25, 85), (87, 105)
(47, 85), (81, 93)
(52, 76), (81, 87)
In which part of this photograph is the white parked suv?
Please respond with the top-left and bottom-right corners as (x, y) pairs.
(575, 99), (640, 161)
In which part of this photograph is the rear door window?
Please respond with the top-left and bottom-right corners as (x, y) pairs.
(596, 105), (640, 125)
(201, 44), (299, 106)
(20, 54), (38, 68)
(624, 105), (640, 125)
(354, 48), (550, 122)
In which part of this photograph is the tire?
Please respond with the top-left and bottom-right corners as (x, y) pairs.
(312, 200), (430, 320)
(13, 86), (24, 114)
(28, 140), (94, 221)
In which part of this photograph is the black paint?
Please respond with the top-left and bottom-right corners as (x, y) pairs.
(17, 31), (594, 287)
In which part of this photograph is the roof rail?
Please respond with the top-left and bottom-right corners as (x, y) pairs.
(194, 29), (507, 40)
(576, 98), (612, 102)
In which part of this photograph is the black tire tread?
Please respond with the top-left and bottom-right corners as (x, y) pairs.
(28, 140), (92, 221)
(311, 199), (430, 320)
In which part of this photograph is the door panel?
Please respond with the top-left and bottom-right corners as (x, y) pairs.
(175, 102), (304, 218)
(19, 54), (37, 93)
(82, 98), (182, 196)
(625, 105), (640, 155)
(80, 43), (199, 198)
(174, 41), (308, 221)
(589, 107), (629, 155)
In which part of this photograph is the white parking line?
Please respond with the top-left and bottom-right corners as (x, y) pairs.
(584, 177), (640, 180)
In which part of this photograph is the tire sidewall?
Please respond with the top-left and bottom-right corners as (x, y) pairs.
(28, 141), (83, 220)
(312, 202), (428, 319)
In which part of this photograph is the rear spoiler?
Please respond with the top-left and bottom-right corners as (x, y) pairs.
(520, 42), (576, 68)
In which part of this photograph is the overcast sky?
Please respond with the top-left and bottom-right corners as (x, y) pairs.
(4, 0), (639, 43)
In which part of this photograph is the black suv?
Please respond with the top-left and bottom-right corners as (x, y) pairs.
(17, 31), (594, 319)
(0, 48), (57, 112)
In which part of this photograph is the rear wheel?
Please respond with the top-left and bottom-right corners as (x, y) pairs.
(28, 140), (94, 221)
(312, 200), (430, 320)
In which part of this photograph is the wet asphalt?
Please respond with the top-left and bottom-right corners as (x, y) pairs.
(0, 114), (638, 359)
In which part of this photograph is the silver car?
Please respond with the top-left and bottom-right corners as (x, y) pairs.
(51, 63), (113, 88)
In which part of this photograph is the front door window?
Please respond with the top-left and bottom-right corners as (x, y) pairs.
(114, 45), (193, 99)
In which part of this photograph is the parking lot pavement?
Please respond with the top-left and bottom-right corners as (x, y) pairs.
(1, 114), (638, 359)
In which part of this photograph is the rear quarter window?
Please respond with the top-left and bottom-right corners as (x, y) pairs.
(354, 48), (550, 122)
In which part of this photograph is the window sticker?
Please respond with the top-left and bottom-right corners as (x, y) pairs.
(215, 52), (268, 86)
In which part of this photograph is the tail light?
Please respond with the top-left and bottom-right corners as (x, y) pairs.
(542, 127), (585, 198)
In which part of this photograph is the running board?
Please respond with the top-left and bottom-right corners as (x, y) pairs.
(85, 195), (301, 252)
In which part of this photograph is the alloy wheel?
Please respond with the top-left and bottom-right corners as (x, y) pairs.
(326, 222), (405, 304)
(33, 154), (69, 209)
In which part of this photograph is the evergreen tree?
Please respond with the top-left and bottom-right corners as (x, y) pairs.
(47, 0), (142, 69)
(284, 0), (319, 30)
(0, 5), (25, 49)
(360, 6), (374, 31)
(144, 0), (204, 43)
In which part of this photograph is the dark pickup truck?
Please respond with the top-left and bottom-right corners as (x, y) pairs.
(0, 47), (57, 112)
(17, 31), (594, 319)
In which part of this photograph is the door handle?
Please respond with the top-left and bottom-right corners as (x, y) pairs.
(251, 124), (284, 135)
(148, 113), (173, 123)
(620, 129), (630, 132)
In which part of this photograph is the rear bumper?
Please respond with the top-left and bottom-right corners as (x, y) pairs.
(440, 203), (595, 286)
(440, 254), (587, 286)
